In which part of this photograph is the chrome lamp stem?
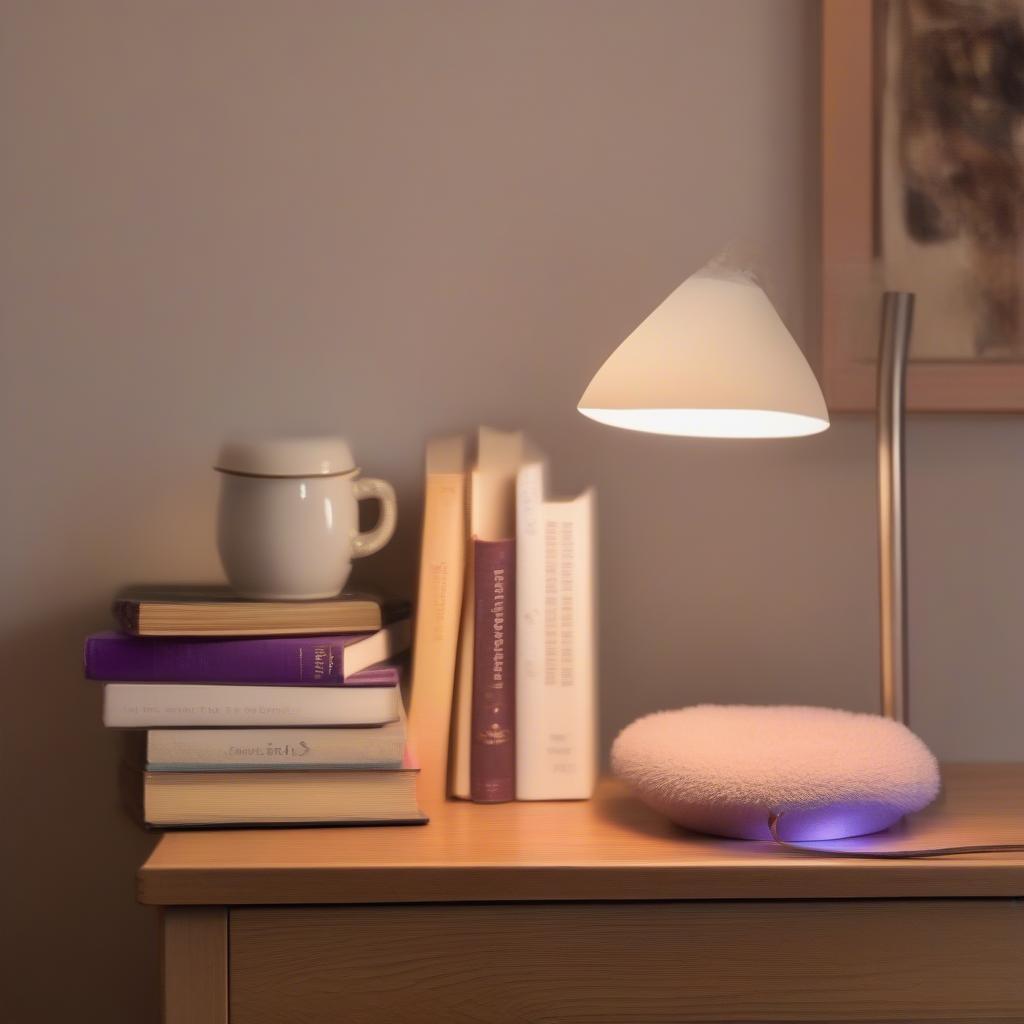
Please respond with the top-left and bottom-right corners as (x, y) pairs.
(877, 291), (914, 725)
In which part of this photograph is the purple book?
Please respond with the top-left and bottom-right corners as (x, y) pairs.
(470, 537), (515, 803)
(84, 620), (410, 686)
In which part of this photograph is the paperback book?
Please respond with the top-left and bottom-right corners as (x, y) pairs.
(112, 585), (408, 637)
(406, 435), (467, 806)
(515, 460), (597, 800)
(470, 537), (516, 803)
(102, 678), (403, 727)
(124, 751), (425, 827)
(142, 717), (406, 771)
(84, 620), (410, 684)
(451, 427), (526, 799)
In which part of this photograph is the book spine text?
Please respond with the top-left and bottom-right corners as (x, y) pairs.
(515, 477), (597, 800)
(145, 726), (404, 768)
(470, 538), (516, 802)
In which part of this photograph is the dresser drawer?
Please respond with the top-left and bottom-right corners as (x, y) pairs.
(229, 899), (1024, 1023)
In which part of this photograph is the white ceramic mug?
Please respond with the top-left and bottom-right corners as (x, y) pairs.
(215, 438), (397, 600)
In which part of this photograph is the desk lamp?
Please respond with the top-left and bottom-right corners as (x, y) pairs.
(580, 256), (941, 841)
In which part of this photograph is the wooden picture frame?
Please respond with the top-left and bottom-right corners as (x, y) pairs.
(822, 0), (1024, 411)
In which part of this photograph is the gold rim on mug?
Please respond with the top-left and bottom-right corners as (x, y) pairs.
(212, 466), (362, 480)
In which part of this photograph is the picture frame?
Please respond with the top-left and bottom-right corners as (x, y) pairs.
(822, 0), (1024, 411)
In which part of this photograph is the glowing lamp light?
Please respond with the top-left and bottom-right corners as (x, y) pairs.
(577, 259), (829, 439)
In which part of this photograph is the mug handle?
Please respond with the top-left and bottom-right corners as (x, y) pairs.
(351, 477), (398, 558)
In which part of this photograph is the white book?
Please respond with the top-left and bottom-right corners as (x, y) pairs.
(145, 718), (406, 770)
(515, 461), (597, 800)
(103, 682), (402, 728)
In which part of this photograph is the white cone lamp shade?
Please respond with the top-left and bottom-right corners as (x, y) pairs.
(578, 264), (830, 438)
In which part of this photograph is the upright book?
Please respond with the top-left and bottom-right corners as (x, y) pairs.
(84, 621), (410, 683)
(112, 585), (407, 637)
(515, 461), (597, 800)
(450, 427), (526, 799)
(406, 436), (467, 807)
(470, 538), (516, 802)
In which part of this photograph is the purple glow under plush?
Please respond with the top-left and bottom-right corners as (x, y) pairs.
(611, 705), (941, 841)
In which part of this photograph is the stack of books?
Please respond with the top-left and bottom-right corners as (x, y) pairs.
(86, 586), (424, 827)
(407, 428), (597, 805)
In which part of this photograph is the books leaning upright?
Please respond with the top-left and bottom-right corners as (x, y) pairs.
(450, 427), (526, 800)
(470, 537), (516, 803)
(406, 436), (467, 807)
(515, 460), (597, 800)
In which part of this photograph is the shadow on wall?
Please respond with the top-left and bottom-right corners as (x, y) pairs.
(4, 606), (160, 1021)
(1, 452), (430, 1020)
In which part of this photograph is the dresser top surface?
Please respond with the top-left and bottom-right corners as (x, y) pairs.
(138, 762), (1024, 905)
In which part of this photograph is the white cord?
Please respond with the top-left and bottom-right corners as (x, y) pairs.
(767, 812), (1024, 859)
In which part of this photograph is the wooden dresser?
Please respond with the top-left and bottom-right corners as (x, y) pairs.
(139, 762), (1024, 1024)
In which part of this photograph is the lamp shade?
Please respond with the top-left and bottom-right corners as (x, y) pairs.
(578, 261), (829, 438)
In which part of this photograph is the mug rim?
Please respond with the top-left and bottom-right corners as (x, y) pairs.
(214, 465), (361, 480)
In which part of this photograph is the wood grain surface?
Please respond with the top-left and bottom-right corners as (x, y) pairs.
(139, 763), (1024, 905)
(230, 900), (1024, 1023)
(162, 907), (227, 1024)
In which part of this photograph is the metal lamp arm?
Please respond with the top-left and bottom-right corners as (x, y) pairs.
(877, 291), (914, 724)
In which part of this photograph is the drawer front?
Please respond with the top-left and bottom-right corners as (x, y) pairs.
(231, 900), (1024, 1023)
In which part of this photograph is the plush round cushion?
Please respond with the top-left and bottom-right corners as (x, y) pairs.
(611, 704), (941, 840)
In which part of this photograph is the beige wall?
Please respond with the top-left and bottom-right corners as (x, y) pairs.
(3, 1), (1022, 1019)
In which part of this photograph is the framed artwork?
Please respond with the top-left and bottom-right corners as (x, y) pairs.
(823, 0), (1024, 411)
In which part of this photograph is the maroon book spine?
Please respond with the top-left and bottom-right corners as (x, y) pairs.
(470, 538), (516, 803)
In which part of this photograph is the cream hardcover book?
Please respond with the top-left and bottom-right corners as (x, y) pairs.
(136, 752), (423, 826)
(450, 427), (525, 799)
(103, 682), (402, 728)
(515, 461), (597, 800)
(145, 715), (407, 770)
(406, 435), (468, 806)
